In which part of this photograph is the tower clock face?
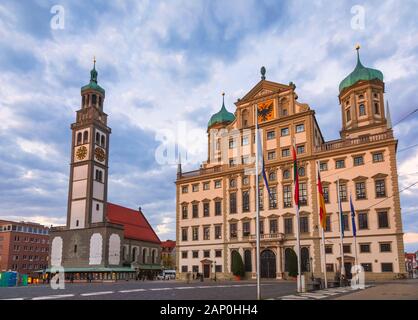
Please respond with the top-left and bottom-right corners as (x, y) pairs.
(94, 147), (106, 162)
(258, 100), (274, 122)
(75, 146), (88, 161)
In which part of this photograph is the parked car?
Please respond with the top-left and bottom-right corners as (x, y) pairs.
(157, 270), (176, 280)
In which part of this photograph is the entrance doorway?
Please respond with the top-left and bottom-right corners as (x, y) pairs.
(203, 264), (210, 278)
(260, 250), (276, 278)
(344, 262), (353, 280)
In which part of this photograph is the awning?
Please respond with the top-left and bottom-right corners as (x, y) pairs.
(132, 264), (162, 271)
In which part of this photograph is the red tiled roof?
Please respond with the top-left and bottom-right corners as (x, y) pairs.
(161, 240), (176, 249)
(107, 203), (161, 244)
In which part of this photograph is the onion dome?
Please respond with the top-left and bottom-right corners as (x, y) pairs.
(207, 93), (235, 128)
(81, 57), (105, 95)
(339, 45), (384, 93)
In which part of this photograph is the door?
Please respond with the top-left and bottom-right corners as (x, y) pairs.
(203, 264), (210, 278)
(260, 250), (276, 278)
(344, 263), (353, 279)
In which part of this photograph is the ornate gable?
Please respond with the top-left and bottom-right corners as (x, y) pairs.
(238, 80), (292, 104)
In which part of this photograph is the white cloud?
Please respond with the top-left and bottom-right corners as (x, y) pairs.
(404, 232), (418, 244)
(16, 138), (60, 161)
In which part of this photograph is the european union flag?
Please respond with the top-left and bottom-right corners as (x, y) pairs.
(350, 195), (357, 237)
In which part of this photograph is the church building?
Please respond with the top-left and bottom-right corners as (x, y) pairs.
(175, 47), (406, 281)
(47, 62), (162, 281)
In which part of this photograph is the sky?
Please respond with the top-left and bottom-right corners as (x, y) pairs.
(0, 0), (417, 252)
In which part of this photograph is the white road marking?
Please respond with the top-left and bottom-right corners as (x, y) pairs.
(299, 293), (328, 299)
(119, 289), (146, 293)
(32, 294), (75, 300)
(81, 291), (114, 297)
(2, 298), (26, 300)
(175, 287), (195, 290)
(280, 295), (310, 300)
(150, 288), (172, 291)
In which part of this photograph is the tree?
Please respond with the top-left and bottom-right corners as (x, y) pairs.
(231, 251), (245, 278)
(287, 249), (298, 277)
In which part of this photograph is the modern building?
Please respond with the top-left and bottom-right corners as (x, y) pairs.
(175, 47), (406, 281)
(48, 62), (161, 281)
(0, 220), (49, 278)
(161, 240), (176, 269)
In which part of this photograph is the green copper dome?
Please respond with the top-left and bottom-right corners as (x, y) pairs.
(208, 94), (235, 128)
(81, 60), (105, 95)
(339, 47), (384, 93)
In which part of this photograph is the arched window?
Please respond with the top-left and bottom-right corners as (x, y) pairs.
(244, 250), (252, 272)
(96, 132), (100, 144)
(374, 103), (380, 115)
(269, 171), (277, 181)
(151, 249), (156, 264)
(298, 167), (305, 177)
(77, 132), (82, 145)
(83, 131), (88, 143)
(283, 169), (290, 180)
(284, 248), (294, 272)
(346, 108), (351, 122)
(101, 135), (105, 147)
(142, 248), (147, 264)
(359, 104), (366, 116)
(301, 247), (310, 272)
(132, 247), (137, 262)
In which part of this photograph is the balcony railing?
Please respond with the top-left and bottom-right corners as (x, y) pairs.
(180, 165), (225, 178)
(249, 233), (285, 242)
(315, 131), (393, 153)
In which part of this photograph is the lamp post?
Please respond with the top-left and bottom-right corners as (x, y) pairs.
(214, 261), (217, 282)
(310, 257), (314, 282)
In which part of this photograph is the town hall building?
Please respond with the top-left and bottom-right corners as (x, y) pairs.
(175, 47), (406, 281)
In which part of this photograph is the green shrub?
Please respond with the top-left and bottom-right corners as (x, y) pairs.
(287, 249), (298, 277)
(231, 251), (245, 277)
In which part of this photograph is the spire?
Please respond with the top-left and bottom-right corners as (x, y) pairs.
(221, 92), (226, 110)
(90, 56), (98, 83)
(386, 100), (392, 129)
(261, 66), (266, 80)
(177, 152), (182, 178)
(355, 44), (362, 66)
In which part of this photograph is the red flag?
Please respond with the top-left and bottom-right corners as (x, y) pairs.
(317, 167), (327, 229)
(292, 145), (299, 208)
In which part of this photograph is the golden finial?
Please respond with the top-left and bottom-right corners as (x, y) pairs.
(355, 44), (361, 51)
(222, 92), (225, 97)
(93, 56), (96, 68)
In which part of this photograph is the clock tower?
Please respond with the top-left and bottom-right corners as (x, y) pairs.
(67, 59), (111, 230)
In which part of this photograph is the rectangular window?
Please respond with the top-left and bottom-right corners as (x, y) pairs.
(354, 156), (364, 166)
(181, 228), (188, 242)
(378, 212), (389, 228)
(192, 204), (199, 218)
(242, 156), (250, 165)
(203, 203), (210, 217)
(373, 152), (384, 163)
(281, 128), (289, 136)
(362, 263), (373, 272)
(323, 186), (330, 203)
(230, 223), (237, 239)
(229, 158), (237, 167)
(356, 182), (367, 200)
(325, 246), (333, 254)
(241, 136), (249, 146)
(358, 212), (368, 230)
(346, 108), (351, 122)
(192, 266), (199, 273)
(300, 216), (309, 233)
(268, 151), (276, 160)
(267, 131), (276, 140)
(342, 214), (350, 231)
(192, 227), (199, 241)
(215, 225), (222, 239)
(269, 219), (278, 234)
(215, 201), (222, 216)
(339, 183), (348, 202)
(282, 148), (290, 158)
(375, 180), (386, 198)
(343, 244), (351, 254)
(380, 243), (392, 252)
(360, 244), (371, 253)
(243, 222), (250, 237)
(214, 180), (222, 189)
(336, 159), (345, 169)
(269, 187), (277, 209)
(230, 193), (237, 214)
(381, 263), (393, 272)
(296, 124), (305, 133)
(325, 216), (331, 232)
(259, 220), (264, 235)
(182, 186), (188, 194)
(192, 184), (199, 192)
(215, 250), (222, 258)
(326, 264), (334, 272)
(299, 183), (308, 206)
(181, 266), (188, 273)
(203, 226), (210, 240)
(182, 206), (188, 219)
(215, 265), (222, 273)
(320, 162), (328, 171)
(181, 251), (188, 259)
(258, 188), (264, 211)
(242, 191), (250, 212)
(203, 182), (210, 190)
(283, 185), (292, 208)
(297, 145), (305, 154)
(229, 139), (237, 149)
(284, 217), (293, 235)
(192, 251), (199, 259)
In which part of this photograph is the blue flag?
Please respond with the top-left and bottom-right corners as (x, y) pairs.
(350, 195), (357, 237)
(257, 129), (272, 200)
(339, 188), (344, 238)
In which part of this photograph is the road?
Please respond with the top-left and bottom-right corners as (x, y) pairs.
(0, 279), (298, 300)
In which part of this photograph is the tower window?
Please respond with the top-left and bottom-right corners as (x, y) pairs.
(92, 94), (97, 106)
(95, 170), (103, 182)
(77, 132), (82, 145)
(346, 108), (351, 122)
(83, 131), (89, 143)
(74, 245), (77, 253)
(374, 103), (380, 115)
(101, 135), (105, 147)
(82, 96), (86, 107)
(99, 97), (102, 108)
(96, 204), (100, 211)
(96, 132), (100, 144)
(76, 220), (79, 227)
(359, 104), (366, 116)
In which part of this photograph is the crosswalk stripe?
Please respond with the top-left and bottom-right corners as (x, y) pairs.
(32, 294), (75, 300)
(81, 291), (114, 297)
(299, 293), (328, 299)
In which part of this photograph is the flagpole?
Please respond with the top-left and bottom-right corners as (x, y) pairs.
(336, 178), (345, 286)
(293, 139), (302, 293)
(316, 161), (328, 289)
(254, 104), (261, 300)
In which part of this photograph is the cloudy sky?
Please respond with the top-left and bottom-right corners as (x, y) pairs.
(0, 0), (417, 251)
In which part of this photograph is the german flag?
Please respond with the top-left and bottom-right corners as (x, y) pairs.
(317, 166), (327, 230)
